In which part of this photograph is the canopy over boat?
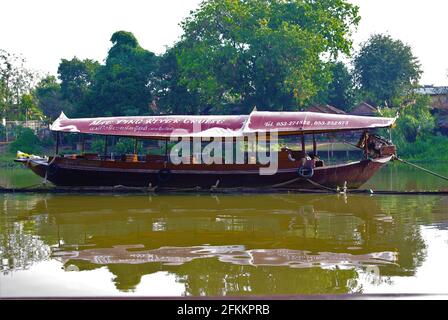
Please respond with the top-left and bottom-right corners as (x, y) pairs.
(50, 111), (396, 139)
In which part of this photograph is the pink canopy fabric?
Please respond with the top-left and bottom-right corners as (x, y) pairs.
(50, 111), (396, 138)
(243, 111), (396, 134)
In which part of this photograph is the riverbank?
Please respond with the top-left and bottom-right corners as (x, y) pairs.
(0, 152), (19, 168)
(395, 135), (448, 162)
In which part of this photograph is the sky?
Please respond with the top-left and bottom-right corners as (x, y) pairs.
(1, 0), (447, 86)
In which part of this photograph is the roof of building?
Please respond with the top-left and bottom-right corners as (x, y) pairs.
(306, 104), (347, 115)
(350, 102), (378, 116)
(437, 115), (448, 128)
(415, 85), (448, 95)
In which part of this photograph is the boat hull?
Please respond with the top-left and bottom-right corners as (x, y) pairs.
(20, 156), (391, 190)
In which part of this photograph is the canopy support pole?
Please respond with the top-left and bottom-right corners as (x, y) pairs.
(134, 138), (138, 155)
(55, 132), (60, 155)
(81, 134), (85, 155)
(164, 140), (168, 163)
(301, 134), (305, 152)
(313, 134), (317, 157)
(104, 135), (108, 159)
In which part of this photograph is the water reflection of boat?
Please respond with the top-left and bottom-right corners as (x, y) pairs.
(3, 193), (432, 295)
(54, 244), (397, 268)
(25, 194), (395, 254)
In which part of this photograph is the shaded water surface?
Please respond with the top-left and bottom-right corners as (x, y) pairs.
(1, 162), (448, 297)
(1, 193), (448, 297)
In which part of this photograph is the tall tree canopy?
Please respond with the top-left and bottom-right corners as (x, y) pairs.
(151, 48), (201, 115)
(57, 57), (99, 106)
(35, 75), (74, 120)
(0, 49), (39, 120)
(86, 31), (158, 116)
(353, 34), (422, 107)
(326, 62), (355, 111)
(175, 0), (360, 113)
(313, 61), (355, 111)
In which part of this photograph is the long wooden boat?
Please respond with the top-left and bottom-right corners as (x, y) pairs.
(15, 111), (397, 191)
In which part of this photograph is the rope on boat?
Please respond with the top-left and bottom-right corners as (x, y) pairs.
(305, 179), (340, 193)
(269, 177), (303, 188)
(267, 176), (341, 193)
(395, 157), (448, 182)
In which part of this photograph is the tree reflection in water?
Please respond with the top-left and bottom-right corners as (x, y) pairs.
(0, 193), (445, 296)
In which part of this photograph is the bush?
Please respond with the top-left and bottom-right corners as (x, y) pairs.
(90, 138), (105, 154)
(9, 127), (42, 154)
(397, 134), (448, 161)
(114, 138), (142, 154)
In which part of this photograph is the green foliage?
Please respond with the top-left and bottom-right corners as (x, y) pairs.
(175, 0), (360, 113)
(8, 127), (42, 154)
(1, 49), (41, 120)
(90, 138), (105, 154)
(114, 138), (142, 154)
(35, 75), (74, 120)
(376, 95), (446, 160)
(354, 34), (422, 107)
(314, 61), (355, 111)
(85, 31), (158, 117)
(381, 95), (435, 144)
(397, 135), (448, 161)
(151, 49), (201, 114)
(110, 31), (139, 48)
(57, 57), (99, 117)
(18, 93), (43, 121)
(58, 57), (99, 103)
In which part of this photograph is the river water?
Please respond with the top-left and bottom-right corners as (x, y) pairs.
(1, 163), (448, 297)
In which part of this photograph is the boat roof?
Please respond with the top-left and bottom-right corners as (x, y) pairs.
(50, 111), (396, 139)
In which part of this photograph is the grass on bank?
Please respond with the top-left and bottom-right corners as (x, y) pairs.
(395, 135), (448, 162)
(0, 151), (19, 168)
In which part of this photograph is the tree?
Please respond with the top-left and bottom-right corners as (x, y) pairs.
(175, 0), (360, 113)
(9, 126), (42, 154)
(57, 57), (99, 116)
(18, 93), (43, 121)
(86, 31), (158, 116)
(151, 48), (201, 114)
(1, 49), (40, 120)
(353, 34), (422, 107)
(314, 61), (355, 111)
(380, 95), (435, 144)
(397, 95), (435, 143)
(35, 75), (74, 120)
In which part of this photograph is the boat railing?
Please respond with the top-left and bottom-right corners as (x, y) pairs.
(55, 149), (329, 167)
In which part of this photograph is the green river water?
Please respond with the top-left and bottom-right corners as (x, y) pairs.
(1, 162), (447, 297)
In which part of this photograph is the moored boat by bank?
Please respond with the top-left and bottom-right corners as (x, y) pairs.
(15, 110), (397, 191)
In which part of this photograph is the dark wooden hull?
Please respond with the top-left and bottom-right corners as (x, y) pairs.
(21, 156), (391, 190)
